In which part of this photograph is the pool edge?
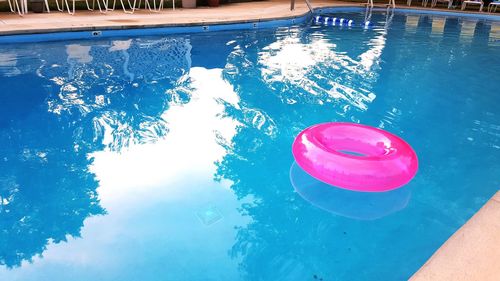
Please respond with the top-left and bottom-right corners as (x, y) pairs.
(410, 190), (500, 281)
(0, 5), (499, 44)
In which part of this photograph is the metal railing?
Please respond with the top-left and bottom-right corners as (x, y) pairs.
(290, 0), (314, 12)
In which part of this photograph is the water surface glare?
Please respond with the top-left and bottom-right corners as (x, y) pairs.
(0, 10), (499, 281)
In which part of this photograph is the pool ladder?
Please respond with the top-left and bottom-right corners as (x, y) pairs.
(290, 0), (313, 12)
(366, 0), (396, 8)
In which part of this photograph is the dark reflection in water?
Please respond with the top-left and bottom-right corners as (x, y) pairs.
(290, 162), (411, 220)
(0, 74), (105, 268)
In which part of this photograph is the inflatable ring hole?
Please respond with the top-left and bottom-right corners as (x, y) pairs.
(336, 150), (366, 157)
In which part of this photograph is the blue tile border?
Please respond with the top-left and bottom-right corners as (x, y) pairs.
(0, 16), (311, 44)
(0, 6), (498, 44)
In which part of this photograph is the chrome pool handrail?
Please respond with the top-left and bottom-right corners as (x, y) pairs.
(290, 0), (313, 12)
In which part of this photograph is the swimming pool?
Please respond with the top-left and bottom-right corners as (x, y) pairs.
(0, 7), (499, 281)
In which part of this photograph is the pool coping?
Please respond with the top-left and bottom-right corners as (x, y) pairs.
(0, 4), (499, 43)
(410, 191), (500, 281)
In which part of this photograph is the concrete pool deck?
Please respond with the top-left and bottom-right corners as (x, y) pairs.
(411, 191), (500, 281)
(0, 0), (498, 35)
(3, 0), (332, 35)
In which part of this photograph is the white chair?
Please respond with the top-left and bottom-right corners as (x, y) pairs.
(1, 0), (23, 15)
(431, 0), (453, 8)
(53, 0), (65, 12)
(488, 0), (500, 12)
(461, 0), (483, 11)
(87, 0), (112, 13)
(104, 0), (139, 13)
(407, 0), (430, 8)
(63, 0), (97, 14)
(44, 0), (50, 12)
(18, 0), (50, 14)
(144, 0), (165, 12)
(105, 0), (173, 13)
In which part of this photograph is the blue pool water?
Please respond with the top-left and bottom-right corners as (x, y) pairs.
(0, 9), (499, 281)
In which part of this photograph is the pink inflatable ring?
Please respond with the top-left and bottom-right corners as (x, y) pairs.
(292, 122), (418, 192)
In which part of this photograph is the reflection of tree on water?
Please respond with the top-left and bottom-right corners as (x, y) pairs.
(0, 72), (105, 268)
(216, 14), (500, 281)
(0, 37), (193, 267)
(41, 37), (192, 151)
(215, 23), (395, 280)
(0, 131), (104, 268)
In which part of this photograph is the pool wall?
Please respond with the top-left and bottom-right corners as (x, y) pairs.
(0, 6), (498, 44)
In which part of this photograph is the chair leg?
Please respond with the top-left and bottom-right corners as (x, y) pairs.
(54, 0), (63, 11)
(19, 0), (25, 16)
(96, 0), (108, 13)
(44, 0), (51, 12)
(9, 0), (24, 16)
(85, 0), (94, 11)
(7, 0), (15, 12)
(17, 0), (23, 15)
(146, 0), (162, 11)
(20, 0), (26, 14)
(107, 0), (117, 11)
(65, 0), (76, 15)
(120, 0), (137, 13)
(120, 0), (128, 13)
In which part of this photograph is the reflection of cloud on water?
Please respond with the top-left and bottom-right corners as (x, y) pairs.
(259, 36), (330, 84)
(109, 39), (132, 51)
(0, 67), (249, 280)
(66, 44), (93, 63)
(257, 30), (381, 112)
(290, 162), (411, 220)
(0, 53), (21, 77)
(0, 37), (199, 272)
(90, 67), (241, 203)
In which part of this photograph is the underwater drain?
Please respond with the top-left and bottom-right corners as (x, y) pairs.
(196, 205), (223, 226)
